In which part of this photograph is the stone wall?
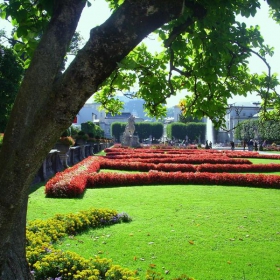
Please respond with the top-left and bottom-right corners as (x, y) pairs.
(32, 142), (113, 185)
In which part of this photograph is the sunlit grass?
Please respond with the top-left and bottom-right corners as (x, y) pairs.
(28, 182), (280, 279)
(27, 156), (280, 279)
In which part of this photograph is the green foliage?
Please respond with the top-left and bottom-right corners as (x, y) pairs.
(26, 207), (134, 279)
(235, 119), (280, 142)
(0, 45), (24, 131)
(179, 114), (202, 124)
(2, 0), (280, 123)
(185, 122), (206, 143)
(166, 122), (206, 142)
(0, 0), (53, 67)
(93, 1), (279, 125)
(76, 130), (89, 141)
(0, 133), (3, 150)
(70, 125), (79, 137)
(111, 122), (125, 142)
(135, 122), (151, 142)
(150, 122), (164, 140)
(0, 1), (83, 68)
(167, 122), (186, 140)
(61, 128), (71, 137)
(81, 121), (94, 135)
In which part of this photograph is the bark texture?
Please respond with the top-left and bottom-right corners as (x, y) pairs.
(0, 0), (194, 278)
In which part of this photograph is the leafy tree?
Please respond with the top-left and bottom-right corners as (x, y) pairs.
(179, 114), (202, 123)
(81, 121), (104, 138)
(111, 122), (125, 142)
(0, 0), (280, 278)
(135, 122), (151, 142)
(167, 122), (187, 140)
(151, 122), (164, 141)
(186, 122), (206, 143)
(235, 119), (280, 142)
(0, 44), (24, 132)
(167, 122), (205, 142)
(81, 121), (95, 135)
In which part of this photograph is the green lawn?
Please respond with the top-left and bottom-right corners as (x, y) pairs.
(28, 179), (280, 279)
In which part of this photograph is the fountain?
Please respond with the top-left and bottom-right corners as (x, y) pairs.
(206, 117), (214, 147)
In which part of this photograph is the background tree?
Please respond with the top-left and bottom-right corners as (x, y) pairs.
(0, 0), (280, 279)
(185, 122), (206, 143)
(135, 122), (151, 142)
(111, 122), (125, 142)
(235, 119), (280, 143)
(150, 122), (164, 142)
(166, 122), (187, 141)
(0, 44), (24, 132)
(179, 114), (202, 124)
(81, 121), (104, 138)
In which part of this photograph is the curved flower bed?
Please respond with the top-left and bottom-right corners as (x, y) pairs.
(45, 147), (280, 198)
(26, 208), (137, 280)
(45, 157), (101, 197)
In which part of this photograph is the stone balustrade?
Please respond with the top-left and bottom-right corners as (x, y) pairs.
(32, 141), (113, 185)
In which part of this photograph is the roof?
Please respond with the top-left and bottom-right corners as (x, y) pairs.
(228, 101), (261, 108)
(105, 112), (132, 119)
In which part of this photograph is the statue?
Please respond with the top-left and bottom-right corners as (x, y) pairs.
(124, 115), (135, 136)
(121, 115), (140, 147)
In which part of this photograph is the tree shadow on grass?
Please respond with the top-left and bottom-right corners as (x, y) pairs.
(29, 182), (46, 194)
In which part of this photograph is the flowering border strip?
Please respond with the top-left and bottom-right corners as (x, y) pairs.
(45, 156), (101, 198)
(87, 171), (280, 189)
(105, 147), (280, 160)
(26, 208), (137, 279)
(104, 155), (252, 164)
(45, 148), (280, 198)
(100, 160), (280, 173)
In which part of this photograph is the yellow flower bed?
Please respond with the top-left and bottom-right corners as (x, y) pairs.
(26, 208), (138, 279)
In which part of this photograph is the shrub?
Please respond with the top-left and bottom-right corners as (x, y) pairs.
(27, 208), (133, 279)
(57, 136), (75, 146)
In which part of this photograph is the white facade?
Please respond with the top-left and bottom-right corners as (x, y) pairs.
(73, 103), (105, 125)
(171, 101), (261, 144)
(173, 105), (181, 122)
(73, 105), (144, 138)
(217, 102), (260, 143)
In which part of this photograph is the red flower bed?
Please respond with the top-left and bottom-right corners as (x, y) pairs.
(105, 155), (251, 165)
(45, 157), (101, 197)
(86, 171), (280, 189)
(45, 147), (280, 198)
(105, 147), (280, 160)
(100, 159), (197, 172)
(197, 163), (280, 173)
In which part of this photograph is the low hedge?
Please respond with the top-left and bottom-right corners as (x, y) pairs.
(45, 149), (280, 198)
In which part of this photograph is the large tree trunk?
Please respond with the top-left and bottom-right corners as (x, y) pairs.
(0, 0), (186, 278)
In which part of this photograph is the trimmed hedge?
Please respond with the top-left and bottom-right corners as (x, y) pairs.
(45, 147), (280, 198)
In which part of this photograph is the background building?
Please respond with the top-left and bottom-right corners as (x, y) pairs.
(216, 101), (261, 144)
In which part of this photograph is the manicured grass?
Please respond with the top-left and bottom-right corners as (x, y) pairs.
(28, 182), (280, 279)
(249, 158), (280, 164)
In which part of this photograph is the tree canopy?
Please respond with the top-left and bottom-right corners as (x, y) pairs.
(1, 0), (280, 126)
(0, 43), (24, 131)
(0, 0), (280, 278)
